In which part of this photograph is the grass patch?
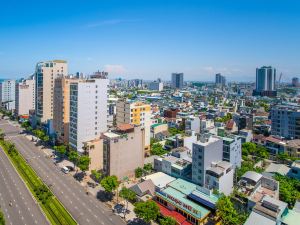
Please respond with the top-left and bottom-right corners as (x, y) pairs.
(0, 140), (77, 225)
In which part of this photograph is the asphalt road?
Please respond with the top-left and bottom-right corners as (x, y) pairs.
(0, 145), (49, 225)
(0, 119), (125, 225)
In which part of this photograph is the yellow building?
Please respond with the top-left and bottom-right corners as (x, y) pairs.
(116, 100), (151, 154)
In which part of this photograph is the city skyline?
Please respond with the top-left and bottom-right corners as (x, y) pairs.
(1, 0), (300, 81)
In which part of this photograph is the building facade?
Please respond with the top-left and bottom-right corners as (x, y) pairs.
(270, 104), (300, 139)
(35, 60), (68, 122)
(171, 73), (184, 89)
(15, 79), (35, 116)
(149, 80), (163, 91)
(69, 73), (109, 152)
(0, 80), (16, 111)
(116, 100), (151, 153)
(192, 136), (223, 186)
(215, 73), (226, 86)
(222, 136), (242, 168)
(253, 66), (276, 97)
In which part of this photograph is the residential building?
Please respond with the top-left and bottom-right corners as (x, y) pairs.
(288, 160), (300, 180)
(171, 73), (184, 89)
(292, 77), (299, 87)
(149, 79), (163, 91)
(285, 139), (300, 158)
(116, 100), (151, 153)
(205, 161), (234, 195)
(35, 60), (68, 122)
(128, 79), (143, 88)
(53, 76), (80, 144)
(270, 104), (300, 139)
(0, 79), (16, 111)
(185, 116), (200, 133)
(15, 79), (35, 116)
(215, 73), (226, 86)
(102, 124), (144, 179)
(221, 136), (242, 168)
(69, 72), (109, 152)
(192, 135), (223, 186)
(253, 66), (277, 97)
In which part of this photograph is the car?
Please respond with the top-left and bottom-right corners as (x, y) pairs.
(61, 166), (70, 174)
(66, 166), (75, 172)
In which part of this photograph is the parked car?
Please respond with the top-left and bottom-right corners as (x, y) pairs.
(61, 166), (70, 174)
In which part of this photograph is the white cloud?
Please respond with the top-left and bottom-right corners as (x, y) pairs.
(104, 64), (127, 74)
(201, 66), (242, 75)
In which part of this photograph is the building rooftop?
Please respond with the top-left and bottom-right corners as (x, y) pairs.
(281, 210), (300, 225)
(142, 172), (176, 189)
(242, 171), (263, 183)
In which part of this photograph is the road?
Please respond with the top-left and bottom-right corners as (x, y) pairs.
(0, 145), (49, 225)
(0, 119), (125, 225)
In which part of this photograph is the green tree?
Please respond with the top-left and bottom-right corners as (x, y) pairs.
(54, 145), (67, 158)
(159, 217), (176, 225)
(134, 201), (160, 223)
(100, 175), (119, 193)
(0, 209), (5, 225)
(135, 167), (143, 178)
(168, 127), (184, 136)
(143, 163), (152, 173)
(68, 151), (79, 169)
(277, 152), (289, 163)
(91, 170), (102, 183)
(150, 143), (166, 156)
(150, 138), (159, 146)
(242, 142), (256, 155)
(0, 129), (5, 140)
(77, 155), (90, 172)
(256, 145), (269, 159)
(119, 187), (136, 219)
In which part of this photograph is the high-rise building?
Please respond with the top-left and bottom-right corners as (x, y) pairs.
(148, 79), (163, 91)
(292, 77), (299, 87)
(53, 76), (81, 144)
(192, 135), (223, 186)
(35, 60), (68, 122)
(102, 124), (144, 179)
(270, 104), (300, 139)
(15, 79), (35, 116)
(171, 73), (184, 89)
(116, 100), (151, 154)
(0, 80), (16, 111)
(215, 73), (226, 86)
(221, 136), (242, 168)
(69, 72), (109, 152)
(253, 66), (277, 97)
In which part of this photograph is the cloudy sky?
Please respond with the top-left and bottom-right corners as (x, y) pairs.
(0, 0), (299, 82)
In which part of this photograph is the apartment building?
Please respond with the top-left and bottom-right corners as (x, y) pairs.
(102, 124), (144, 179)
(69, 72), (109, 153)
(192, 135), (223, 186)
(270, 104), (300, 139)
(221, 136), (242, 168)
(148, 79), (163, 91)
(35, 60), (68, 123)
(15, 79), (35, 116)
(116, 100), (151, 153)
(0, 79), (16, 111)
(53, 76), (81, 144)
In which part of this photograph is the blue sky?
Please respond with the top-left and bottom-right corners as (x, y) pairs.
(0, 0), (299, 81)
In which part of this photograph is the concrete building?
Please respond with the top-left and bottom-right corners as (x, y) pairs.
(292, 77), (299, 87)
(205, 161), (234, 196)
(15, 79), (35, 116)
(69, 72), (109, 153)
(148, 79), (163, 91)
(215, 73), (226, 86)
(102, 124), (144, 179)
(53, 77), (81, 144)
(253, 66), (277, 97)
(171, 73), (184, 89)
(116, 100), (151, 154)
(221, 136), (242, 168)
(192, 135), (223, 186)
(270, 104), (300, 139)
(0, 79), (16, 111)
(35, 60), (68, 123)
(185, 116), (200, 133)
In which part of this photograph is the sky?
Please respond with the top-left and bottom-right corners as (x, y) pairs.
(0, 0), (300, 82)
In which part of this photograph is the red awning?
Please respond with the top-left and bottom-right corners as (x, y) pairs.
(155, 202), (191, 225)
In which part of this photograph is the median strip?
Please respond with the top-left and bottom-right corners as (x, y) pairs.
(0, 139), (77, 225)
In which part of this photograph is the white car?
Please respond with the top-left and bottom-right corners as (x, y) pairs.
(61, 166), (70, 174)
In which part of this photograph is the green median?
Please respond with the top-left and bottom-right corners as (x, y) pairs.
(0, 140), (77, 225)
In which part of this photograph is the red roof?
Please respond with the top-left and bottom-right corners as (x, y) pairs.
(155, 202), (190, 225)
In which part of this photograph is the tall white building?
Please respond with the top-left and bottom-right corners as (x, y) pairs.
(35, 60), (68, 123)
(69, 72), (109, 153)
(0, 80), (16, 111)
(148, 80), (163, 91)
(192, 135), (223, 186)
(222, 136), (242, 168)
(15, 79), (35, 116)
